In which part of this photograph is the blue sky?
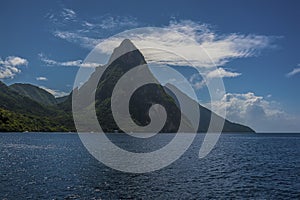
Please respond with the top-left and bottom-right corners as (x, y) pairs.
(0, 0), (300, 132)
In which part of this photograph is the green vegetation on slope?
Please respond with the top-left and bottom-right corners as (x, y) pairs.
(9, 83), (57, 105)
(0, 81), (75, 132)
(0, 108), (74, 132)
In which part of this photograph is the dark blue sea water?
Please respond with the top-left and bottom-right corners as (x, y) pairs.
(0, 133), (299, 199)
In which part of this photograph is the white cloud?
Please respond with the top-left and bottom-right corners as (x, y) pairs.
(189, 73), (206, 90)
(207, 92), (300, 132)
(0, 56), (28, 79)
(206, 68), (241, 78)
(36, 76), (48, 81)
(6, 56), (28, 66)
(53, 16), (138, 48)
(51, 19), (275, 97)
(95, 16), (139, 30)
(93, 20), (275, 68)
(62, 8), (76, 20)
(286, 65), (300, 77)
(193, 80), (206, 90)
(39, 53), (99, 68)
(58, 20), (272, 93)
(52, 8), (138, 30)
(48, 8), (139, 48)
(188, 68), (241, 90)
(39, 86), (69, 97)
(89, 20), (270, 92)
(53, 31), (101, 49)
(211, 92), (283, 118)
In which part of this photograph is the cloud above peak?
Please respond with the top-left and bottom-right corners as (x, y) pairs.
(51, 18), (275, 69)
(0, 56), (28, 79)
(92, 20), (276, 69)
(54, 19), (275, 93)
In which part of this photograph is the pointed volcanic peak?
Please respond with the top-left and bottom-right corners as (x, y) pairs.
(83, 39), (147, 95)
(94, 39), (153, 103)
(77, 39), (182, 132)
(108, 39), (140, 65)
(72, 39), (255, 133)
(79, 39), (149, 103)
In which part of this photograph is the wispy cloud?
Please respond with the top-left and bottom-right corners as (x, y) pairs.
(53, 31), (101, 49)
(49, 7), (138, 30)
(46, 8), (77, 25)
(39, 86), (68, 97)
(39, 53), (99, 68)
(83, 20), (272, 91)
(93, 20), (276, 68)
(48, 9), (275, 70)
(188, 67), (241, 90)
(0, 56), (28, 79)
(48, 12), (277, 95)
(53, 19), (275, 71)
(47, 7), (139, 49)
(36, 76), (48, 81)
(286, 64), (300, 77)
(189, 73), (206, 90)
(92, 16), (139, 30)
(62, 8), (76, 20)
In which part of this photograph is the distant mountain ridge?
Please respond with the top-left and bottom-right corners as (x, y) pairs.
(9, 83), (58, 105)
(0, 81), (54, 116)
(0, 81), (74, 132)
(0, 39), (255, 133)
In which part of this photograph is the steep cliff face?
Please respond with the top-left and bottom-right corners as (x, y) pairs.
(78, 39), (181, 132)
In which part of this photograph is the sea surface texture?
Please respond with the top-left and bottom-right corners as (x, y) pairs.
(0, 133), (299, 199)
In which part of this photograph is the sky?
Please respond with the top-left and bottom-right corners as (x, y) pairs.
(0, 0), (300, 132)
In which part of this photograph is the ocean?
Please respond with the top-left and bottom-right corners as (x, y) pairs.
(0, 133), (299, 199)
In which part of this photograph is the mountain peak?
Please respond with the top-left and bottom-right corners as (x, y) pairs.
(120, 39), (136, 48)
(108, 39), (138, 64)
